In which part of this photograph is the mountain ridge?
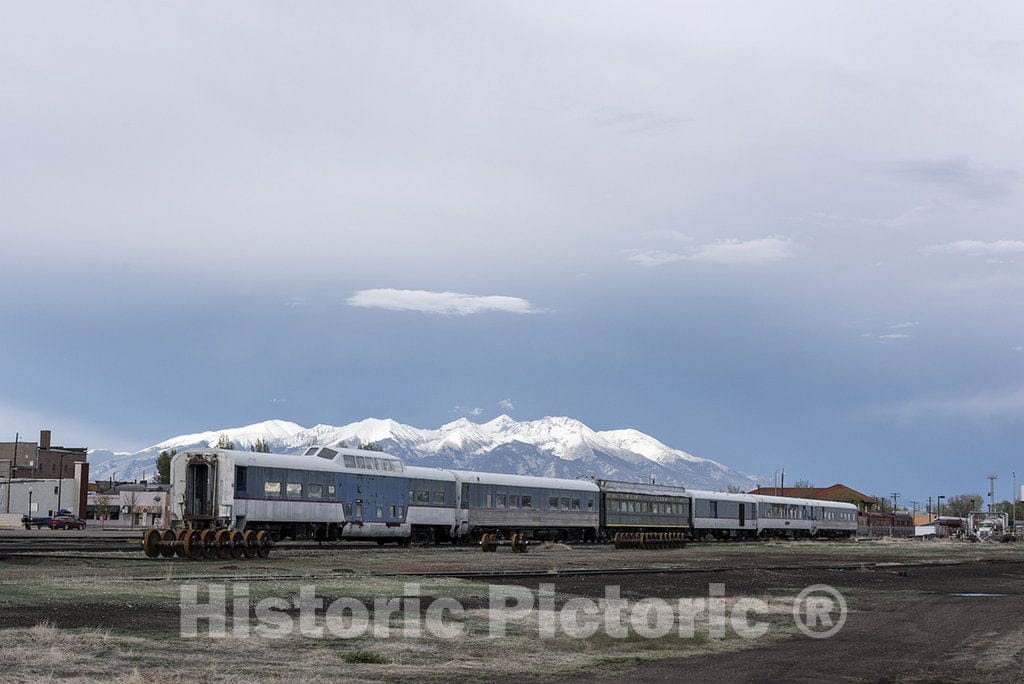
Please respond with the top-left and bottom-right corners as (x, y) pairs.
(86, 416), (763, 491)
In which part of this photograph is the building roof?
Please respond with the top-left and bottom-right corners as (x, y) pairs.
(747, 484), (878, 504)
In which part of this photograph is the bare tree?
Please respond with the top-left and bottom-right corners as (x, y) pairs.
(126, 491), (140, 529)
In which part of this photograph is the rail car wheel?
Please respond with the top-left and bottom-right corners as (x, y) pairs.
(181, 529), (201, 560)
(174, 529), (190, 558)
(230, 530), (245, 560)
(200, 529), (217, 559)
(215, 529), (233, 560)
(142, 528), (162, 558)
(158, 529), (176, 558)
(255, 530), (272, 558)
(242, 530), (258, 559)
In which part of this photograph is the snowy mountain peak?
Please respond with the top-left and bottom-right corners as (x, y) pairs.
(89, 415), (761, 491)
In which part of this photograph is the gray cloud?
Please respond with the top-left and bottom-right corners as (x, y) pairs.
(626, 238), (796, 267)
(896, 157), (1018, 198)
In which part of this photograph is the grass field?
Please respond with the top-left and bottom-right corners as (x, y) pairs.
(2, 536), (1022, 681)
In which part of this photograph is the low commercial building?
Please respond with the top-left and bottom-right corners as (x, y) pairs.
(86, 483), (170, 528)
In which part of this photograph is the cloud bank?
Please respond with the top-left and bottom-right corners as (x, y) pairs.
(347, 289), (537, 315)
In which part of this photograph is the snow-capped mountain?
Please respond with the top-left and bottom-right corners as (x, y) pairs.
(86, 416), (762, 491)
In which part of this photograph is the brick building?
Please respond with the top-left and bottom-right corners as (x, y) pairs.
(0, 430), (87, 479)
(747, 484), (879, 512)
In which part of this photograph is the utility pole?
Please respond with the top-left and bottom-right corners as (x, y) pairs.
(928, 496), (933, 522)
(910, 500), (920, 517)
(1013, 471), (1017, 533)
(890, 492), (900, 512)
(5, 432), (17, 514)
(987, 474), (997, 514)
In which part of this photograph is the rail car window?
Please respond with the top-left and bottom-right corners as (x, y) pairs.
(327, 484), (336, 498)
(389, 505), (396, 517)
(508, 495), (519, 508)
(486, 493), (493, 507)
(304, 447), (319, 456)
(345, 503), (352, 516)
(586, 498), (594, 511)
(496, 494), (506, 508)
(344, 455), (356, 468)
(398, 506), (404, 518)
(549, 496), (559, 509)
(355, 502), (362, 517)
(286, 483), (302, 498)
(308, 484), (323, 499)
(521, 495), (532, 508)
(376, 505), (383, 518)
(417, 490), (430, 503)
(356, 456), (366, 468)
(370, 458), (379, 470)
(319, 448), (337, 460)
(560, 497), (570, 510)
(432, 491), (445, 504)
(264, 482), (282, 497)
(572, 499), (580, 510)
(235, 467), (248, 494)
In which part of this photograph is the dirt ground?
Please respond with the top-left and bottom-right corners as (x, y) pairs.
(1, 532), (1022, 682)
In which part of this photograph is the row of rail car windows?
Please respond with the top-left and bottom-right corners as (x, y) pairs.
(758, 502), (856, 521)
(461, 484), (596, 512)
(303, 447), (405, 472)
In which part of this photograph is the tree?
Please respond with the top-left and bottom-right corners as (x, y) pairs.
(216, 434), (234, 450)
(726, 483), (745, 493)
(358, 442), (382, 452)
(93, 493), (113, 528)
(872, 495), (892, 513)
(943, 493), (984, 517)
(252, 438), (271, 453)
(792, 479), (815, 489)
(154, 449), (176, 484)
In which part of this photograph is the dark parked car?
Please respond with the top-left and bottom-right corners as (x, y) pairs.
(48, 513), (86, 530)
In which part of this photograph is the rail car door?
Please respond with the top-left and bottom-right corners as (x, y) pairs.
(739, 502), (746, 528)
(185, 455), (217, 521)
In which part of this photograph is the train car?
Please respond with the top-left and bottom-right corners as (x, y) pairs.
(857, 510), (913, 538)
(454, 470), (600, 542)
(403, 465), (461, 544)
(689, 490), (758, 539)
(171, 446), (412, 542)
(756, 495), (857, 538)
(595, 480), (692, 538)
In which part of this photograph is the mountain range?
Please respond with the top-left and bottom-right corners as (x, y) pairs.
(86, 416), (763, 491)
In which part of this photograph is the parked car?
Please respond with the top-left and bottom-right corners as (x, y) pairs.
(48, 513), (86, 530)
(21, 515), (51, 530)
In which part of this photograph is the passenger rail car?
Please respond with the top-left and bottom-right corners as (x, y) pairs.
(596, 480), (692, 538)
(459, 471), (600, 542)
(170, 446), (858, 545)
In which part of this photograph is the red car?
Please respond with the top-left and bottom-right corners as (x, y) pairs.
(48, 514), (87, 530)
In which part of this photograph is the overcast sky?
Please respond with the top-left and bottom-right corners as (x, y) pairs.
(2, 2), (1023, 504)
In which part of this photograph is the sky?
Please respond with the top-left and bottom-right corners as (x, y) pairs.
(1, 2), (1023, 506)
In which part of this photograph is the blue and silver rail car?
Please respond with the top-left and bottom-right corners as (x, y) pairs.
(403, 465), (461, 544)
